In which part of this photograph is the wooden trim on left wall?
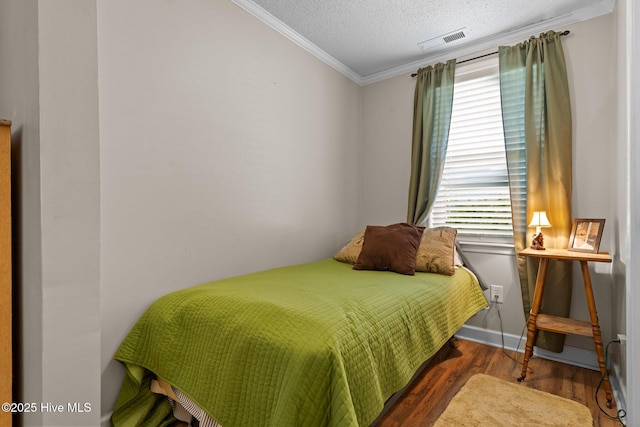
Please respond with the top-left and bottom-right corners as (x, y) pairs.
(0, 119), (12, 427)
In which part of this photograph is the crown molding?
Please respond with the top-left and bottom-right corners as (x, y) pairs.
(230, 0), (364, 85)
(232, 0), (615, 87)
(361, 0), (616, 85)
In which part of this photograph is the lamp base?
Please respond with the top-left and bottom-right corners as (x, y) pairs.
(531, 232), (546, 250)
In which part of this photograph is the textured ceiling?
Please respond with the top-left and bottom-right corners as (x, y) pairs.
(232, 0), (614, 84)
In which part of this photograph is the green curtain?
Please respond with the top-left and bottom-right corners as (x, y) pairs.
(407, 59), (456, 225)
(499, 31), (573, 352)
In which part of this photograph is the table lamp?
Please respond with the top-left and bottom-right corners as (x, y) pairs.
(529, 211), (551, 250)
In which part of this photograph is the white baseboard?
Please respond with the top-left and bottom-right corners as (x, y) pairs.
(456, 324), (599, 369)
(609, 359), (628, 421)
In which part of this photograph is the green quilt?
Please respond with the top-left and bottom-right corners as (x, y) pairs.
(112, 259), (487, 427)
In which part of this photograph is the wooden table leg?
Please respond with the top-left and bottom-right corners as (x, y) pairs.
(579, 260), (613, 407)
(518, 257), (549, 382)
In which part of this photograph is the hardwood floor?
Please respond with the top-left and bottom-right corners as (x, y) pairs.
(377, 339), (623, 427)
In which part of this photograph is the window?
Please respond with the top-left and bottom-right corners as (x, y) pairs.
(429, 58), (514, 243)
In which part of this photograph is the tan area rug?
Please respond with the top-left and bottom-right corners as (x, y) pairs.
(433, 373), (593, 427)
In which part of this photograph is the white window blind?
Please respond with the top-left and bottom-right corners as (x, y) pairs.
(430, 61), (514, 240)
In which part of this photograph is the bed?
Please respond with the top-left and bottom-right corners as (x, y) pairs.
(111, 224), (488, 427)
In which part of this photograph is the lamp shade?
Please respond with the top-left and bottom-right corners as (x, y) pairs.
(528, 211), (552, 228)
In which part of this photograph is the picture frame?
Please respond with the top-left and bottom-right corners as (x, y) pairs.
(568, 218), (605, 253)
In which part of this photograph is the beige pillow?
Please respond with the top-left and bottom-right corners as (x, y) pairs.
(334, 230), (365, 264)
(415, 227), (458, 275)
(353, 223), (425, 275)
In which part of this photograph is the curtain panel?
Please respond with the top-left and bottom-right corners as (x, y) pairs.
(499, 31), (573, 352)
(407, 59), (456, 225)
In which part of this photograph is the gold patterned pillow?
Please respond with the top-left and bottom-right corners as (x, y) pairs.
(415, 227), (458, 275)
(334, 229), (365, 264)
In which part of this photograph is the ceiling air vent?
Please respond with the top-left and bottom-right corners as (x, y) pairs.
(418, 27), (469, 51)
(443, 30), (466, 44)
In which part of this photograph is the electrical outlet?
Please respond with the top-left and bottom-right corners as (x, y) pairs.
(618, 334), (627, 345)
(490, 285), (504, 303)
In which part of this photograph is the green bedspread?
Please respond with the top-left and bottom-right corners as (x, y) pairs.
(112, 258), (487, 427)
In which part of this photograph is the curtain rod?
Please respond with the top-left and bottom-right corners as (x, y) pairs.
(411, 30), (570, 77)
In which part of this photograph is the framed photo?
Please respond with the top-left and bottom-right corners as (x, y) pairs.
(568, 218), (605, 253)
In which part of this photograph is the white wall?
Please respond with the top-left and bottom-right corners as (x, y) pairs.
(610, 5), (640, 421)
(0, 1), (101, 426)
(622, 0), (640, 423)
(562, 13), (617, 351)
(39, 1), (101, 425)
(360, 14), (620, 355)
(98, 0), (362, 420)
(610, 0), (630, 405)
(359, 75), (413, 225)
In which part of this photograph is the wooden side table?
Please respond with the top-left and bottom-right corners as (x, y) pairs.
(517, 247), (613, 408)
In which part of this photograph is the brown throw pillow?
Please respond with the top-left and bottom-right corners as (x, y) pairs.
(415, 227), (457, 275)
(353, 223), (425, 275)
